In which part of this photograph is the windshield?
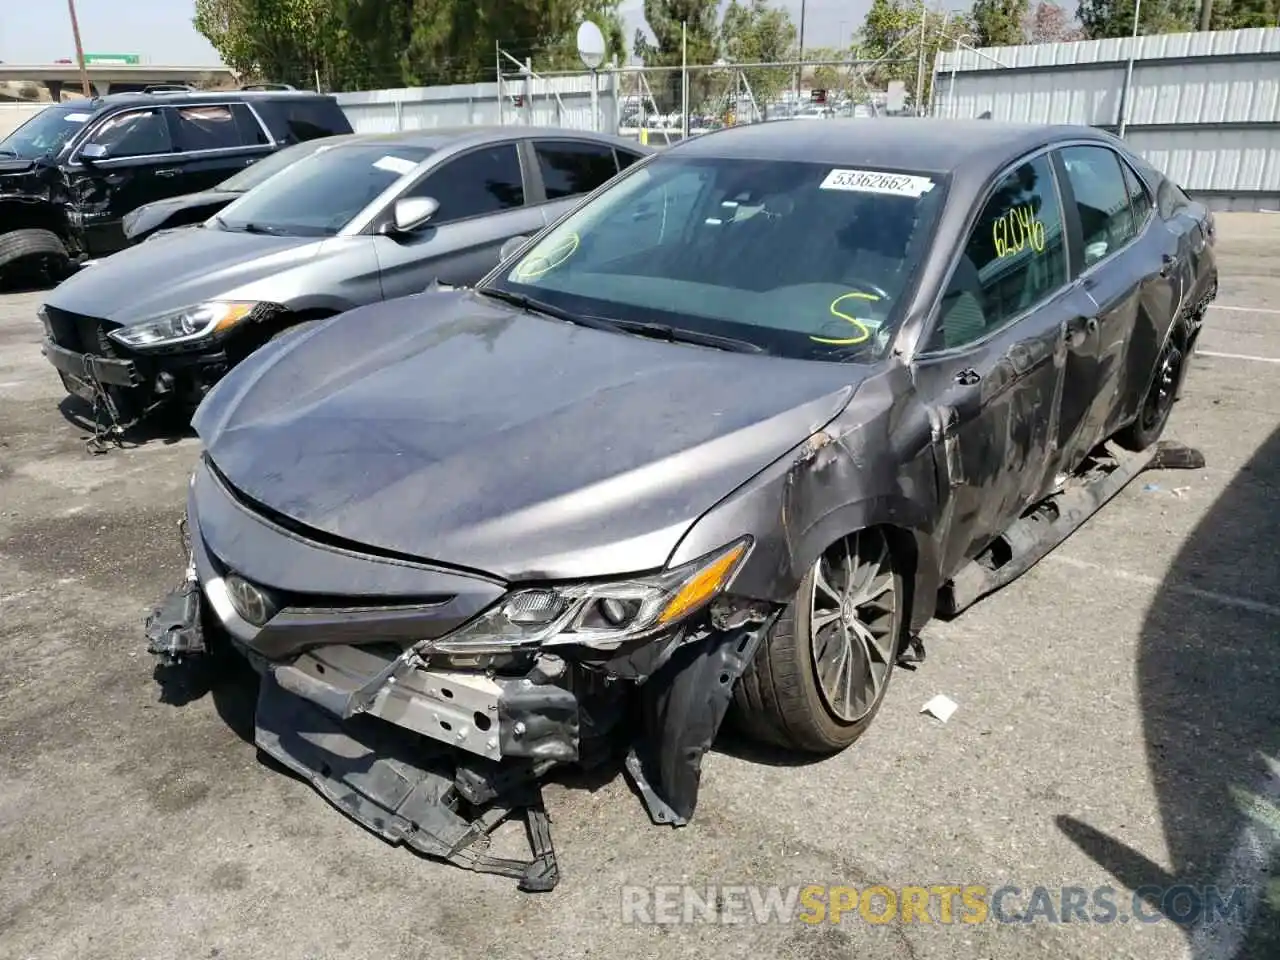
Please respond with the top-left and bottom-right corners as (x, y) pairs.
(487, 155), (946, 361)
(214, 137), (341, 193)
(215, 143), (433, 236)
(0, 103), (96, 159)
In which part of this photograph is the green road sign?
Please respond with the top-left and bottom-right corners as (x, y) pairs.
(84, 54), (141, 65)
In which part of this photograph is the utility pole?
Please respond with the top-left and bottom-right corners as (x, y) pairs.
(797, 0), (807, 100)
(66, 0), (92, 98)
(1199, 0), (1213, 30)
(681, 21), (689, 141)
(1117, 0), (1142, 137)
(914, 0), (927, 115)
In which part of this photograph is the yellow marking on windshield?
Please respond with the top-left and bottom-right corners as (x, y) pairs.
(809, 291), (879, 345)
(514, 232), (580, 281)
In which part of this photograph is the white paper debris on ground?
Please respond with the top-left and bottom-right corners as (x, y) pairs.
(921, 694), (959, 723)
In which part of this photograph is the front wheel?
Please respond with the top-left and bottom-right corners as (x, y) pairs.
(732, 528), (903, 753)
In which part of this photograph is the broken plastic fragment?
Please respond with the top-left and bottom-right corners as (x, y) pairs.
(921, 694), (958, 723)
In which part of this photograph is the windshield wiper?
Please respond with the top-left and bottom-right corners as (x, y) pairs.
(239, 221), (286, 236)
(610, 319), (765, 354)
(477, 287), (619, 332)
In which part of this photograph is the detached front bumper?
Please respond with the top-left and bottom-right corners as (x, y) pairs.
(145, 463), (777, 889)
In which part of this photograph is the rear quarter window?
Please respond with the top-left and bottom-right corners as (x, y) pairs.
(263, 98), (353, 142)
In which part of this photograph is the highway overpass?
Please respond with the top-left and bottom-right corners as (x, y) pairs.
(0, 63), (237, 99)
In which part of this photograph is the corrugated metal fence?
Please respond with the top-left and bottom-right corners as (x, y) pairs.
(335, 73), (619, 136)
(934, 26), (1280, 211)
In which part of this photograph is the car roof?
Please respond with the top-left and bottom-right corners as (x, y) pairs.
(671, 118), (1116, 179)
(318, 124), (653, 153)
(71, 90), (337, 111)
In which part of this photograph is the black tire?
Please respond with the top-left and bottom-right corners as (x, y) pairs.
(732, 528), (904, 754)
(1115, 325), (1188, 452)
(0, 228), (72, 287)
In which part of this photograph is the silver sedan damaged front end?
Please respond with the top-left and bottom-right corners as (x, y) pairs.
(144, 455), (778, 891)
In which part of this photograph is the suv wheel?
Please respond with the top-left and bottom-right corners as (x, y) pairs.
(0, 229), (72, 289)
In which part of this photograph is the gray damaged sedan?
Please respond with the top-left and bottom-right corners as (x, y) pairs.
(145, 119), (1216, 890)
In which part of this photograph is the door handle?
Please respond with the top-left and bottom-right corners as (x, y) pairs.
(953, 368), (981, 386)
(155, 168), (181, 177)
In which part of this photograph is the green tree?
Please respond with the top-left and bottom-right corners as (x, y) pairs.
(194, 0), (628, 91)
(634, 0), (720, 111)
(1209, 0), (1279, 29)
(972, 0), (1030, 46)
(1076, 0), (1197, 40)
(719, 0), (797, 111)
(856, 0), (971, 108)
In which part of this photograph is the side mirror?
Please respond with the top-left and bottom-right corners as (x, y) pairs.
(390, 195), (438, 233)
(499, 234), (531, 263)
(80, 142), (109, 163)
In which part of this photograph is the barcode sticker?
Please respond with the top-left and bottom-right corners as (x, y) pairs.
(819, 169), (935, 197)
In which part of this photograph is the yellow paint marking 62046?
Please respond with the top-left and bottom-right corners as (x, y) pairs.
(514, 232), (580, 281)
(810, 291), (879, 345)
(993, 205), (1046, 259)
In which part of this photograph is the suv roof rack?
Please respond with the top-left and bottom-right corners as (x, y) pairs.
(142, 83), (197, 94)
(240, 82), (296, 91)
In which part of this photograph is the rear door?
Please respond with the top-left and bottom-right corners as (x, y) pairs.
(168, 102), (273, 194)
(912, 149), (1093, 577)
(527, 137), (627, 225)
(372, 140), (540, 299)
(1052, 143), (1170, 472)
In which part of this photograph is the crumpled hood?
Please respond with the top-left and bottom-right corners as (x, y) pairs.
(194, 289), (864, 581)
(122, 189), (237, 239)
(43, 226), (326, 322)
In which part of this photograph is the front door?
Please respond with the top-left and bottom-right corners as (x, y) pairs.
(373, 141), (541, 300)
(913, 150), (1086, 577)
(71, 106), (180, 256)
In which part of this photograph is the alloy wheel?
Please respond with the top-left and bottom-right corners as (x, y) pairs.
(808, 530), (898, 724)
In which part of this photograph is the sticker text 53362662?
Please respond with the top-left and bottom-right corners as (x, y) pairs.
(819, 169), (936, 198)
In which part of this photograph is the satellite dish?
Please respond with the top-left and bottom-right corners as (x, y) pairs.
(577, 20), (606, 71)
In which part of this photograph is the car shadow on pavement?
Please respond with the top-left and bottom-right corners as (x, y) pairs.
(57, 395), (194, 448)
(1057, 425), (1280, 956)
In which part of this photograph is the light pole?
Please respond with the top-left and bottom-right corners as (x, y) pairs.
(948, 32), (972, 118)
(1118, 0), (1142, 137)
(66, 0), (92, 98)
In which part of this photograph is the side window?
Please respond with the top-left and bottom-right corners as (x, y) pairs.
(616, 149), (644, 170)
(280, 100), (350, 141)
(172, 104), (267, 151)
(1059, 145), (1138, 267)
(411, 144), (525, 222)
(1120, 159), (1153, 232)
(533, 140), (619, 200)
(86, 108), (172, 158)
(927, 153), (1068, 352)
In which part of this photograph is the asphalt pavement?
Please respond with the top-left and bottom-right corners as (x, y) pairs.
(1, 214), (1277, 960)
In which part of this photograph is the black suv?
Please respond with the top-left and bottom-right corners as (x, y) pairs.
(0, 88), (352, 284)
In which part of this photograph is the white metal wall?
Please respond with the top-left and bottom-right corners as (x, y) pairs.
(335, 73), (618, 135)
(933, 27), (1280, 210)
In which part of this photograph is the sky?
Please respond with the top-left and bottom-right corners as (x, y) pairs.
(1, 0), (886, 67)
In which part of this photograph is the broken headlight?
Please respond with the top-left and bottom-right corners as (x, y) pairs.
(108, 300), (258, 350)
(434, 538), (752, 654)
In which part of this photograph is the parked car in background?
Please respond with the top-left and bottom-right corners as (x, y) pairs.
(0, 89), (352, 284)
(38, 125), (651, 431)
(122, 134), (359, 244)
